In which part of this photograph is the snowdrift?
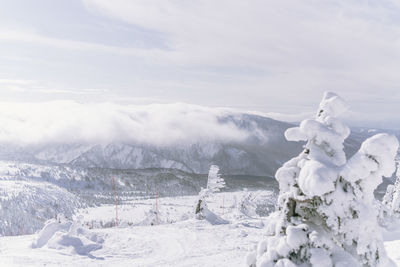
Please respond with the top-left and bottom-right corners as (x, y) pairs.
(32, 215), (103, 256)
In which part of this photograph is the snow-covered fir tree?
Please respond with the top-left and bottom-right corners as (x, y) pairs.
(383, 162), (400, 216)
(207, 165), (226, 193)
(247, 92), (399, 267)
(195, 165), (225, 219)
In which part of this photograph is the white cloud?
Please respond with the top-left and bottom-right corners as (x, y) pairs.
(77, 0), (400, 125)
(0, 78), (109, 97)
(0, 79), (36, 85)
(81, 0), (400, 70)
(0, 101), (258, 146)
(1, 1), (400, 128)
(35, 88), (108, 95)
(0, 29), (165, 59)
(247, 111), (313, 124)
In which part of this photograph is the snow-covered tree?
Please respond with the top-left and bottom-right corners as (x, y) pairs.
(195, 165), (225, 219)
(383, 163), (400, 216)
(238, 190), (258, 217)
(195, 189), (209, 220)
(247, 92), (398, 267)
(207, 165), (225, 193)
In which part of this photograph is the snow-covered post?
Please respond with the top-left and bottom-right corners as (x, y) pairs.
(156, 184), (159, 225)
(112, 177), (118, 227)
(247, 92), (398, 267)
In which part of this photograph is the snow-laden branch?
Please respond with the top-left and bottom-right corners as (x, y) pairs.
(248, 92), (398, 267)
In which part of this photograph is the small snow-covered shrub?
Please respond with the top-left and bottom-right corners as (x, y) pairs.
(238, 191), (258, 217)
(139, 203), (163, 226)
(249, 92), (398, 267)
(238, 190), (276, 218)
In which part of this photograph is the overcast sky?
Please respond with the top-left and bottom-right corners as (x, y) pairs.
(1, 0), (400, 128)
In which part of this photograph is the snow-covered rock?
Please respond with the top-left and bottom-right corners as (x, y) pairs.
(32, 215), (103, 256)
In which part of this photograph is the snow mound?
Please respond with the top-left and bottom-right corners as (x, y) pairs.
(32, 215), (103, 256)
(202, 207), (229, 225)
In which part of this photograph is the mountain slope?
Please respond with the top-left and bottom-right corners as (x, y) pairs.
(0, 114), (302, 176)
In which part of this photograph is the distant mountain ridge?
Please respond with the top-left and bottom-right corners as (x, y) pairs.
(0, 113), (383, 176)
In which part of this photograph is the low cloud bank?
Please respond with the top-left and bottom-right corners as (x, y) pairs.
(0, 101), (260, 146)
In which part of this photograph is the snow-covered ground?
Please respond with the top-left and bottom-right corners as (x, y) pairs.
(0, 191), (399, 267)
(0, 219), (260, 267)
(386, 240), (400, 265)
(0, 191), (268, 266)
(74, 191), (275, 228)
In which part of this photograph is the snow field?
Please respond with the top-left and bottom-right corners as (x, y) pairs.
(75, 190), (275, 228)
(0, 218), (262, 267)
(0, 190), (273, 267)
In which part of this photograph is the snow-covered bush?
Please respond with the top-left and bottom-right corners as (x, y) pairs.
(140, 203), (162, 226)
(248, 92), (398, 267)
(238, 190), (258, 218)
(238, 190), (277, 218)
